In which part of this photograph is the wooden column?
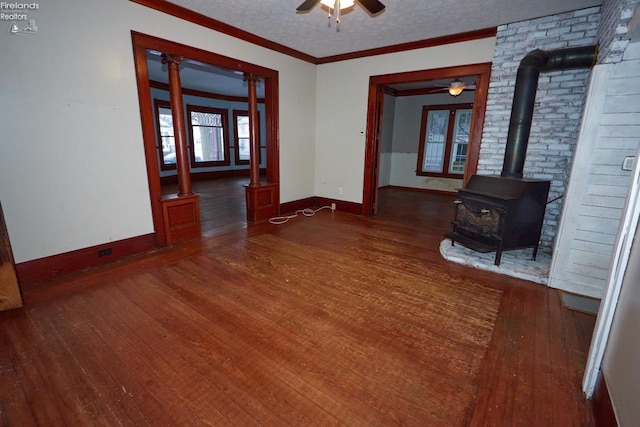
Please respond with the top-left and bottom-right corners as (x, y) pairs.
(159, 54), (200, 244)
(162, 53), (192, 197)
(244, 73), (261, 187)
(243, 73), (277, 222)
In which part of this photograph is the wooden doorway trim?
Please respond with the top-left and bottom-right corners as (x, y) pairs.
(362, 63), (492, 216)
(0, 202), (23, 311)
(131, 31), (280, 246)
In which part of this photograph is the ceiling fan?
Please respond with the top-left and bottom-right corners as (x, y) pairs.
(296, 0), (386, 16)
(435, 79), (476, 96)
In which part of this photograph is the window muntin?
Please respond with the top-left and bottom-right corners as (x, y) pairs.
(417, 104), (472, 177)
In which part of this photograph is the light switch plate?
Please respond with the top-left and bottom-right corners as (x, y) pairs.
(622, 156), (636, 171)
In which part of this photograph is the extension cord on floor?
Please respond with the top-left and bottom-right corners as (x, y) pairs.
(269, 205), (335, 225)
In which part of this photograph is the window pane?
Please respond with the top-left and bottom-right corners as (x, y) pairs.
(195, 126), (224, 162)
(158, 107), (176, 164)
(423, 110), (449, 172)
(236, 115), (250, 161)
(449, 109), (472, 174)
(191, 111), (224, 162)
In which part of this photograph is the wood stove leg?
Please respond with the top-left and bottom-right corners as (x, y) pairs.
(532, 242), (539, 261)
(494, 241), (504, 266)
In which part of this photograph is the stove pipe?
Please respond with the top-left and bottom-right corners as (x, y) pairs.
(501, 45), (598, 178)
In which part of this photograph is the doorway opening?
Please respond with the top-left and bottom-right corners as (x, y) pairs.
(131, 32), (280, 246)
(362, 63), (492, 216)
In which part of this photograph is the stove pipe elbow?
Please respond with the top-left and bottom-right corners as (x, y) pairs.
(500, 45), (598, 179)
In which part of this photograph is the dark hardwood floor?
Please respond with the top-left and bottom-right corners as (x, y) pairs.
(1, 181), (597, 426)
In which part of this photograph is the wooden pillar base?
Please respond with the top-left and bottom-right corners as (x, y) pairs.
(161, 194), (201, 245)
(245, 183), (278, 222)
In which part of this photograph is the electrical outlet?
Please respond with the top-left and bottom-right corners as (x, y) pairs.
(98, 247), (113, 257)
(338, 187), (343, 195)
(331, 203), (336, 211)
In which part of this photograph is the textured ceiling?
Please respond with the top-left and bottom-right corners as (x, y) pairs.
(167, 0), (602, 58)
(147, 0), (602, 97)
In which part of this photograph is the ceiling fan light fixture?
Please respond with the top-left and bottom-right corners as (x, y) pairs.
(448, 79), (465, 96)
(320, 0), (355, 9)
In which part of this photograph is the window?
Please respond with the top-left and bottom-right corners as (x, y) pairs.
(233, 110), (260, 165)
(154, 99), (176, 171)
(187, 105), (230, 167)
(416, 104), (472, 177)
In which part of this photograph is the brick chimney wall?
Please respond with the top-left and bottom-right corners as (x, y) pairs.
(478, 7), (601, 251)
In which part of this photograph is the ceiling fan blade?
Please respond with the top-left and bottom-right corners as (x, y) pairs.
(357, 0), (385, 15)
(296, 0), (321, 12)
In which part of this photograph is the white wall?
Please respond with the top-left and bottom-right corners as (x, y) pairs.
(0, 0), (316, 263)
(314, 38), (496, 203)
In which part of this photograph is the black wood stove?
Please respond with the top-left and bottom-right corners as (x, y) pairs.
(445, 45), (596, 266)
(445, 175), (550, 265)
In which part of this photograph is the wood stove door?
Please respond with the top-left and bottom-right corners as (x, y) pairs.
(453, 197), (505, 240)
